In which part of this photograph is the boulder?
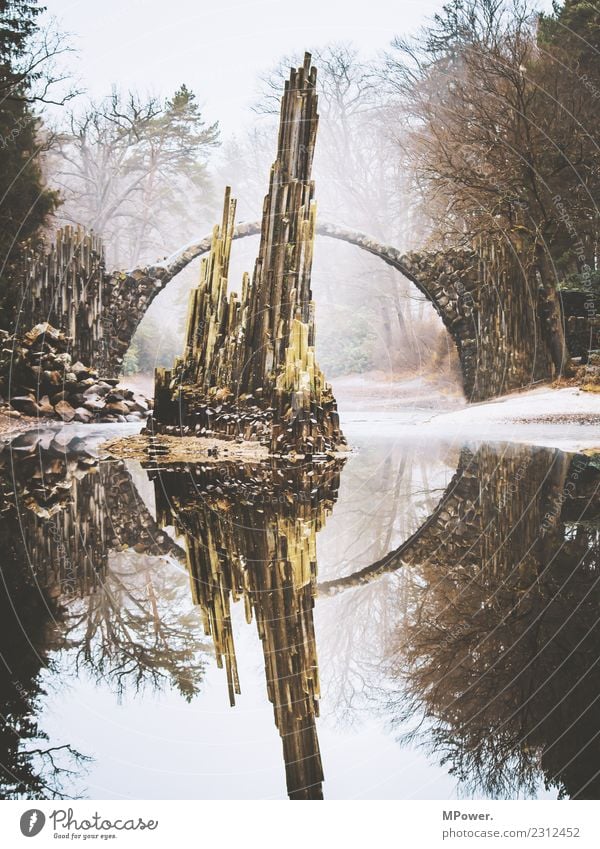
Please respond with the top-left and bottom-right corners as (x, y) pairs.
(45, 370), (63, 386)
(83, 382), (112, 397)
(71, 361), (91, 378)
(9, 395), (40, 416)
(74, 407), (93, 423)
(105, 400), (129, 414)
(24, 323), (65, 347)
(54, 400), (76, 422)
(83, 395), (106, 412)
(130, 395), (149, 413)
(68, 393), (87, 407)
(38, 395), (55, 416)
(49, 390), (68, 404)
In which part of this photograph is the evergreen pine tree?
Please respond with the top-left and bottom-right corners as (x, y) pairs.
(0, 1), (58, 329)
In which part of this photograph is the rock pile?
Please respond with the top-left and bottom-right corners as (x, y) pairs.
(146, 454), (346, 511)
(149, 381), (274, 441)
(582, 351), (600, 391)
(0, 323), (152, 424)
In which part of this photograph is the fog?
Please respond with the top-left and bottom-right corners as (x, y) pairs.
(44, 0), (551, 395)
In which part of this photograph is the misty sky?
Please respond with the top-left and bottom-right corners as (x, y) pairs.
(46, 0), (553, 135)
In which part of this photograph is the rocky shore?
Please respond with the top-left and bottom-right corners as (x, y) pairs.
(0, 323), (151, 427)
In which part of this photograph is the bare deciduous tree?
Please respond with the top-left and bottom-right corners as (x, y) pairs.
(51, 87), (219, 267)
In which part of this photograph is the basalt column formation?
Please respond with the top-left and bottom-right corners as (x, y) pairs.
(148, 54), (344, 456)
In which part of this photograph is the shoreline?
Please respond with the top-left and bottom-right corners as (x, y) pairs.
(342, 386), (600, 453)
(2, 383), (600, 456)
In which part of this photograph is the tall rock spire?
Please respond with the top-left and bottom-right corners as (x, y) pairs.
(150, 54), (344, 456)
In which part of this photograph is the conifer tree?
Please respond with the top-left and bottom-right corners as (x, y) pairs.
(0, 1), (58, 329)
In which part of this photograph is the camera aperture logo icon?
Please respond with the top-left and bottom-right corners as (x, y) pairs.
(20, 810), (46, 837)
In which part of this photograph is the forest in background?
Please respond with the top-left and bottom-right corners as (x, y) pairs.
(0, 0), (598, 384)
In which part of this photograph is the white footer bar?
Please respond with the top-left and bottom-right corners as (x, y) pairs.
(0, 800), (598, 847)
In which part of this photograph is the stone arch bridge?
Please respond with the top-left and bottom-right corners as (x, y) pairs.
(23, 221), (566, 402)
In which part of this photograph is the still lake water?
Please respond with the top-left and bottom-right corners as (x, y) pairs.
(1, 415), (599, 800)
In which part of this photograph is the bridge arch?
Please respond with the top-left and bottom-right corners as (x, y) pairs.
(24, 221), (556, 401)
(118, 221), (482, 397)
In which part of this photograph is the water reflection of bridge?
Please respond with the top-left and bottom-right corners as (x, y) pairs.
(0, 433), (344, 800)
(319, 444), (600, 595)
(318, 442), (600, 799)
(1, 432), (599, 799)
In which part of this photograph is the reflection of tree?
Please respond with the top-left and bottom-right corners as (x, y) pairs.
(383, 446), (600, 799)
(61, 552), (207, 700)
(0, 478), (87, 799)
(0, 438), (209, 798)
(151, 458), (344, 799)
(1, 440), (204, 699)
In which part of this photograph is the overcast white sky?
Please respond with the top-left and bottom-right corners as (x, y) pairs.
(45, 0), (552, 135)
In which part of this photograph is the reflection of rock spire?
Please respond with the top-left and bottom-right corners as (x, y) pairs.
(152, 458), (344, 799)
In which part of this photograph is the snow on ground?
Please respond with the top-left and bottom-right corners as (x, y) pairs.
(342, 386), (600, 453)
